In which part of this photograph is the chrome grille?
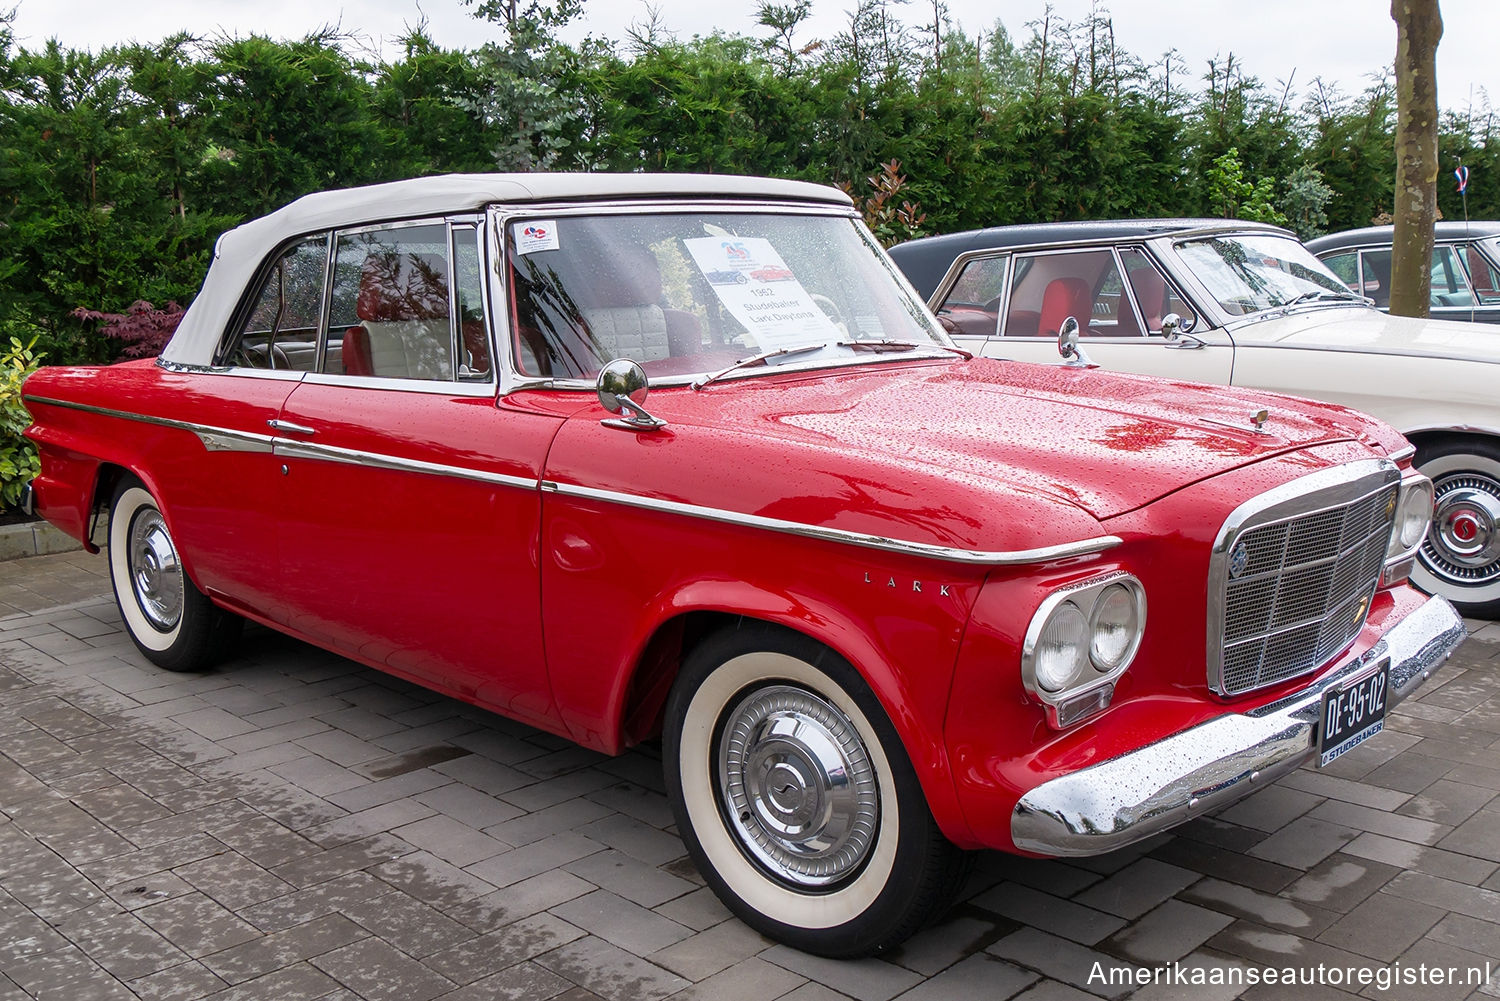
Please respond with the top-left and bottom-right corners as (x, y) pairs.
(1211, 468), (1398, 697)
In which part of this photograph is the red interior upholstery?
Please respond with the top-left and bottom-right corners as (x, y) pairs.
(341, 325), (373, 376)
(1039, 277), (1093, 338)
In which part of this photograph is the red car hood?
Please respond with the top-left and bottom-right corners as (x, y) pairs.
(665, 358), (1387, 520)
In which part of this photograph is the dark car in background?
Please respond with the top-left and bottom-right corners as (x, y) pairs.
(1306, 222), (1500, 324)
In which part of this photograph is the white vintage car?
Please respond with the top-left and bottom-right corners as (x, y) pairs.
(890, 220), (1500, 616)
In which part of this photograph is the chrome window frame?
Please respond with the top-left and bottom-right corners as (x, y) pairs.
(1205, 458), (1401, 698)
(486, 199), (957, 397)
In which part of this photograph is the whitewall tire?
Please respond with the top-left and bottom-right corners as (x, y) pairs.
(663, 622), (969, 957)
(1412, 440), (1500, 618)
(108, 478), (241, 672)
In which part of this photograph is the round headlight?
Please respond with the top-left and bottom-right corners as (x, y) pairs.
(1034, 601), (1089, 693)
(1397, 482), (1433, 550)
(1089, 583), (1141, 671)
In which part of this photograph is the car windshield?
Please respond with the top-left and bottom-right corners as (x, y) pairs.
(1174, 233), (1354, 316)
(504, 211), (949, 382)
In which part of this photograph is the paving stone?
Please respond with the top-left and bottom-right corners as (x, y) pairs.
(430, 960), (575, 1001)
(80, 831), (227, 888)
(586, 782), (676, 830)
(1283, 854), (1400, 912)
(970, 882), (1127, 946)
(209, 812), (320, 870)
(1125, 949), (1255, 1001)
(1008, 983), (1098, 1001)
(672, 956), (807, 1001)
(1205, 917), (1386, 972)
(1247, 815), (1362, 869)
(173, 851), (296, 911)
(240, 870), (397, 933)
(466, 832), (603, 888)
(503, 769), (618, 812)
(206, 961), (345, 1001)
(535, 935), (688, 1001)
(202, 912), (369, 984)
(1216, 784), (1323, 833)
(325, 768), (453, 812)
(1180, 877), (1340, 934)
(483, 798), (615, 848)
(1149, 837), (1300, 894)
(393, 814), (509, 867)
(422, 911), (585, 984)
(127, 959), (229, 1001)
(1072, 858), (1200, 920)
(1383, 870), (1500, 923)
(562, 849), (694, 908)
(573, 814), (684, 866)
(136, 891), (263, 958)
(340, 886), (478, 957)
(646, 914), (771, 980)
(1428, 912), (1500, 956)
(1104, 899), (1236, 965)
(371, 850), (497, 909)
(1342, 831), (1498, 885)
(551, 889), (694, 955)
(269, 832), (414, 887)
(448, 869), (596, 932)
(1312, 891), (1448, 962)
(311, 936), (456, 1001)
(985, 927), (1140, 1001)
(1388, 937), (1494, 1001)
(413, 781), (526, 830)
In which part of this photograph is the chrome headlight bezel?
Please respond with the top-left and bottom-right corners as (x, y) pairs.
(1382, 471), (1434, 586)
(1022, 572), (1147, 729)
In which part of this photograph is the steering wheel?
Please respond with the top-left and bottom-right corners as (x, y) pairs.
(810, 293), (847, 333)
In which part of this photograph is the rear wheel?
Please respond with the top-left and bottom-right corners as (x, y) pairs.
(1412, 439), (1500, 618)
(663, 623), (969, 957)
(108, 478), (241, 672)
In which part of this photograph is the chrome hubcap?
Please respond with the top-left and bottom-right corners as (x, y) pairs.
(1422, 475), (1500, 586)
(128, 509), (183, 631)
(716, 685), (878, 888)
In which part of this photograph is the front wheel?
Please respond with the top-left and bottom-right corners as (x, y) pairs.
(108, 478), (241, 672)
(663, 623), (969, 957)
(1411, 439), (1500, 618)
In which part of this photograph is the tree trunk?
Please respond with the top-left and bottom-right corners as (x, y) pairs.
(1389, 0), (1443, 317)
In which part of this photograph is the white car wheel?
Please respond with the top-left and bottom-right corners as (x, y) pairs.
(108, 478), (241, 671)
(664, 624), (968, 957)
(1412, 442), (1500, 618)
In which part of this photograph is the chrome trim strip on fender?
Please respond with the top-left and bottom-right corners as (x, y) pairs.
(24, 396), (278, 454)
(272, 439), (539, 490)
(543, 480), (1123, 566)
(1388, 444), (1417, 464)
(1011, 594), (1464, 856)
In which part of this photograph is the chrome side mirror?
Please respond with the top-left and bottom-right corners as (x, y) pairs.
(1057, 317), (1097, 369)
(597, 358), (667, 431)
(1161, 312), (1205, 350)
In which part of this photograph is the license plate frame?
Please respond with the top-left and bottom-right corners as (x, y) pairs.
(1318, 660), (1390, 767)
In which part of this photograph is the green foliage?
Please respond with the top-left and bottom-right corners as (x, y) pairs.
(0, 336), (43, 511)
(0, 1), (1494, 368)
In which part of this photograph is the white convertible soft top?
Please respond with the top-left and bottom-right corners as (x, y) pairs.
(160, 172), (853, 367)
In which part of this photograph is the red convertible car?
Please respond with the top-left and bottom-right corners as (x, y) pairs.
(22, 174), (1464, 956)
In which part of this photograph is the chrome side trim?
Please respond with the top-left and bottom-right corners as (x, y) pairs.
(1388, 443), (1417, 464)
(24, 396), (277, 454)
(273, 439), (538, 491)
(19, 481), (35, 517)
(543, 480), (1122, 566)
(1011, 594), (1464, 856)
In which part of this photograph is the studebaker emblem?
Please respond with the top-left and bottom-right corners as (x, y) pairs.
(864, 571), (951, 596)
(1229, 542), (1250, 579)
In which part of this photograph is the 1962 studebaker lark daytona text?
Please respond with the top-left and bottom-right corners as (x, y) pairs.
(22, 175), (1466, 956)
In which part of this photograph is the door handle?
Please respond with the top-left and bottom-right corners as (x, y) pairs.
(267, 419), (317, 435)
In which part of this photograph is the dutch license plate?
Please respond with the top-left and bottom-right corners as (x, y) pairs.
(1318, 662), (1390, 767)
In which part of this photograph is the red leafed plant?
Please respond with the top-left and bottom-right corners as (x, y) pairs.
(71, 300), (186, 359)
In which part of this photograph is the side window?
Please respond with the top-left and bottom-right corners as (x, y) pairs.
(1321, 252), (1359, 291)
(935, 256), (1006, 336)
(1467, 243), (1500, 302)
(452, 226), (491, 380)
(324, 222), (454, 381)
(1119, 247), (1197, 335)
(1356, 250), (1392, 308)
(1430, 245), (1475, 307)
(1006, 249), (1139, 338)
(222, 234), (329, 370)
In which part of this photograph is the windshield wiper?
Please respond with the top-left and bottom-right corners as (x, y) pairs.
(836, 338), (974, 359)
(691, 343), (826, 390)
(1286, 289), (1370, 306)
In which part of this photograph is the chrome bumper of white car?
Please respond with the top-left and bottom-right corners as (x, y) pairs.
(1010, 595), (1466, 857)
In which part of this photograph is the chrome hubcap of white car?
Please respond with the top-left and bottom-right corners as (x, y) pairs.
(1423, 474), (1500, 585)
(128, 509), (183, 631)
(716, 685), (878, 888)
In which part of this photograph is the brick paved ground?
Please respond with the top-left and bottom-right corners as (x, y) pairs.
(2, 549), (1500, 1001)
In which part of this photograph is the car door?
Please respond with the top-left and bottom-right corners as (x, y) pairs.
(937, 246), (1235, 385)
(269, 216), (566, 726)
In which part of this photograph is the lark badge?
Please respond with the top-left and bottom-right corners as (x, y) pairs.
(864, 571), (951, 597)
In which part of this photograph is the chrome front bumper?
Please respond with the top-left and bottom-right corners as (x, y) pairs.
(1011, 595), (1466, 857)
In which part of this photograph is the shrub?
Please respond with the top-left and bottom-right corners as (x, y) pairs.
(1, 336), (44, 511)
(71, 300), (186, 359)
